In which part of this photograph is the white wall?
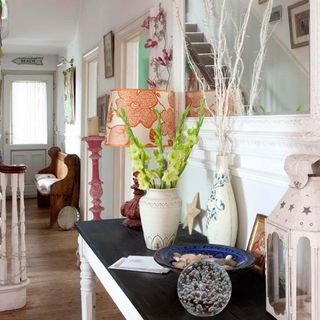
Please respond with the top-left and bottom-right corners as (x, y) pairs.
(178, 114), (320, 249)
(56, 0), (159, 218)
(0, 53), (58, 154)
(1, 54), (57, 73)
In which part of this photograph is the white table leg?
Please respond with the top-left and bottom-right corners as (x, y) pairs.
(79, 237), (96, 320)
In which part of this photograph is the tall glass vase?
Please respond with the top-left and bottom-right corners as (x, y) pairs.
(206, 155), (238, 246)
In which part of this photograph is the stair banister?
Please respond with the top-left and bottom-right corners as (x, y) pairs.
(0, 163), (29, 312)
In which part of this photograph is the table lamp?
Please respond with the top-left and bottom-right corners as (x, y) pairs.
(104, 88), (175, 228)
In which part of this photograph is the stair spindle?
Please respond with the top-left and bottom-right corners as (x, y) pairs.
(0, 173), (7, 285)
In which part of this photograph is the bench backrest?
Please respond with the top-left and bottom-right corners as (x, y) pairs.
(56, 152), (68, 179)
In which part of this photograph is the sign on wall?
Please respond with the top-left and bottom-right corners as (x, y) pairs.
(12, 57), (44, 66)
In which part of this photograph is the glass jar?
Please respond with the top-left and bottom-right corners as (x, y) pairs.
(177, 260), (232, 317)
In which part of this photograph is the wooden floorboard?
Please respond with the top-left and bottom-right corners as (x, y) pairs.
(0, 199), (124, 320)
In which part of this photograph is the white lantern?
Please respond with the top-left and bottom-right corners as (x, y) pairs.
(266, 154), (320, 320)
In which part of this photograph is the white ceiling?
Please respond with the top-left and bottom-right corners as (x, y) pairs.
(3, 0), (81, 55)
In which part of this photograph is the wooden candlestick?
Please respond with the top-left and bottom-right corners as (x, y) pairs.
(82, 136), (105, 220)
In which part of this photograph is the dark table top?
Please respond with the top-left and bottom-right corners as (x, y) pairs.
(76, 219), (274, 320)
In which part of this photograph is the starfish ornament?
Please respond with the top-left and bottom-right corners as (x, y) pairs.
(183, 192), (201, 235)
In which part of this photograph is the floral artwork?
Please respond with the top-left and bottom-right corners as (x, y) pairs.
(63, 66), (75, 124)
(117, 101), (205, 190)
(247, 214), (267, 274)
(142, 3), (172, 89)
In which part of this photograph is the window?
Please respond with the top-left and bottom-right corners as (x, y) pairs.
(11, 81), (48, 144)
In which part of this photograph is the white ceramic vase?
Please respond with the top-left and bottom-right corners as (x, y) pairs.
(206, 155), (238, 246)
(139, 188), (181, 250)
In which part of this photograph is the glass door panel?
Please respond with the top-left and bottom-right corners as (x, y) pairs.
(267, 232), (286, 315)
(296, 237), (312, 320)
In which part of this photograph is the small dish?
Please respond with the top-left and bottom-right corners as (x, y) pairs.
(57, 206), (79, 230)
(154, 243), (255, 272)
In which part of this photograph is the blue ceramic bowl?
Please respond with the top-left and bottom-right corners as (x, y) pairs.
(154, 243), (255, 272)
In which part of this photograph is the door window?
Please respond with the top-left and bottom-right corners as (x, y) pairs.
(11, 81), (48, 145)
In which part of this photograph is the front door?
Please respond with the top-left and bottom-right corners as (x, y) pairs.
(3, 74), (54, 196)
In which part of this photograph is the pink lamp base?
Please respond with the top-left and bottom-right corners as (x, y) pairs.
(120, 172), (144, 230)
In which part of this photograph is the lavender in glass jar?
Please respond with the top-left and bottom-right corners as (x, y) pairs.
(177, 260), (232, 317)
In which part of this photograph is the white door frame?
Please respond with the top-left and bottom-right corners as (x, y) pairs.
(113, 11), (149, 217)
(2, 73), (54, 196)
(81, 46), (99, 220)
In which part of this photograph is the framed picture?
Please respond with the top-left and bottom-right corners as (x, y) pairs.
(247, 214), (267, 275)
(63, 66), (75, 124)
(97, 94), (110, 133)
(270, 5), (282, 23)
(288, 0), (310, 49)
(103, 31), (114, 78)
(258, 0), (268, 4)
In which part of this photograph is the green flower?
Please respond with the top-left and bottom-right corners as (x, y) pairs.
(132, 159), (144, 171)
(168, 149), (184, 164)
(153, 149), (164, 166)
(145, 169), (159, 181)
(117, 99), (204, 190)
(130, 144), (141, 160)
(185, 134), (199, 146)
(162, 170), (179, 185)
(137, 172), (151, 190)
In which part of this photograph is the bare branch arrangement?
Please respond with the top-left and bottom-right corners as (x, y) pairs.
(175, 0), (274, 155)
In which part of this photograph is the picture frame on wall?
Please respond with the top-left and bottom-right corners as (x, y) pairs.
(258, 0), (268, 4)
(247, 214), (267, 275)
(288, 0), (310, 49)
(63, 66), (76, 124)
(97, 94), (110, 133)
(103, 31), (114, 78)
(269, 5), (282, 23)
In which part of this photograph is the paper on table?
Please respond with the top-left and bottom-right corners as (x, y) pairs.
(109, 256), (170, 274)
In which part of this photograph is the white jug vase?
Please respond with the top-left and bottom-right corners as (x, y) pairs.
(206, 155), (238, 246)
(139, 188), (181, 250)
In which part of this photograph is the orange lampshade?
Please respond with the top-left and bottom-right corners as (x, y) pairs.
(104, 88), (175, 147)
(186, 89), (243, 117)
(186, 90), (216, 117)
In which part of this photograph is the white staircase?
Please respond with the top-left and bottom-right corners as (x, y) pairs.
(185, 22), (229, 88)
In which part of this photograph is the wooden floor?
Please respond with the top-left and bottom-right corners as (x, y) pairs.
(0, 199), (124, 320)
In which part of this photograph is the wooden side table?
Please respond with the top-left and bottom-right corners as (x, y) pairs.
(82, 136), (105, 220)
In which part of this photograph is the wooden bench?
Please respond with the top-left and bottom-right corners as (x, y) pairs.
(34, 147), (80, 227)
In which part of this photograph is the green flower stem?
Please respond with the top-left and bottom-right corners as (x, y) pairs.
(154, 110), (166, 189)
(173, 106), (190, 149)
(118, 108), (152, 188)
(169, 99), (205, 187)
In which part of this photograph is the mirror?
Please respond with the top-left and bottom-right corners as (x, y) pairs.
(185, 0), (310, 116)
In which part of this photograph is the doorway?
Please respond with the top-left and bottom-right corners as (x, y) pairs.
(2, 74), (54, 196)
(113, 12), (149, 215)
(81, 47), (99, 220)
